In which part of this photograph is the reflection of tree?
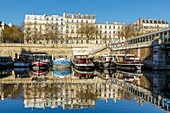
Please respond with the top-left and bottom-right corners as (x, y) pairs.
(77, 88), (98, 100)
(140, 75), (152, 90)
(118, 88), (132, 100)
(3, 84), (23, 99)
(39, 86), (61, 92)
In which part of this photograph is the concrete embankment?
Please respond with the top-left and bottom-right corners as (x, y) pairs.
(0, 43), (106, 59)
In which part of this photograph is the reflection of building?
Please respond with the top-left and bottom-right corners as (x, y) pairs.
(23, 82), (119, 109)
(0, 70), (170, 112)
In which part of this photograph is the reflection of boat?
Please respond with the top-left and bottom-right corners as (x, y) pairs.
(53, 57), (71, 68)
(94, 55), (116, 69)
(31, 53), (51, 70)
(0, 69), (12, 78)
(31, 69), (49, 76)
(14, 68), (31, 78)
(115, 70), (143, 82)
(73, 68), (94, 79)
(14, 54), (32, 67)
(95, 69), (115, 80)
(72, 55), (94, 71)
(116, 55), (143, 71)
(0, 56), (13, 70)
(53, 68), (71, 78)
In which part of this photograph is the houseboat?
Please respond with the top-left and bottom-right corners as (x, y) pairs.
(0, 56), (13, 70)
(31, 53), (51, 70)
(14, 54), (32, 67)
(115, 54), (143, 71)
(53, 56), (71, 69)
(94, 55), (117, 69)
(73, 68), (94, 79)
(72, 55), (94, 71)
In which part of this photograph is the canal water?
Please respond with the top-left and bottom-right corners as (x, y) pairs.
(0, 67), (169, 113)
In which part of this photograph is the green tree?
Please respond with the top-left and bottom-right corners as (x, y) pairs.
(77, 24), (100, 43)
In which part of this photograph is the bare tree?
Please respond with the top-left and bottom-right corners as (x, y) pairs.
(117, 24), (142, 39)
(77, 23), (100, 43)
(2, 25), (24, 43)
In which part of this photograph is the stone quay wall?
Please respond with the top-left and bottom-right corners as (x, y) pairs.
(0, 43), (106, 60)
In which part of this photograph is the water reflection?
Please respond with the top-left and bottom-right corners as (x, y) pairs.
(0, 68), (169, 112)
(53, 68), (71, 78)
(0, 69), (12, 78)
(14, 68), (31, 78)
(73, 68), (94, 79)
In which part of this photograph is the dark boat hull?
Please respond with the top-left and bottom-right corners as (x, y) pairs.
(94, 61), (116, 69)
(116, 62), (142, 71)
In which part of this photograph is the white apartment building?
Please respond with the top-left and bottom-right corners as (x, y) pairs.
(24, 13), (64, 43)
(24, 12), (124, 44)
(24, 13), (169, 44)
(0, 21), (5, 38)
(63, 12), (96, 38)
(134, 18), (169, 33)
(96, 21), (125, 44)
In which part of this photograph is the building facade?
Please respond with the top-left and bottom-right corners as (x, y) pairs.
(24, 13), (169, 44)
(63, 12), (96, 44)
(96, 21), (125, 44)
(0, 21), (5, 39)
(134, 18), (169, 33)
(24, 13), (64, 44)
(24, 12), (125, 44)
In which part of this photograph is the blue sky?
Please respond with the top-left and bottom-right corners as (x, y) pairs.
(0, 0), (170, 25)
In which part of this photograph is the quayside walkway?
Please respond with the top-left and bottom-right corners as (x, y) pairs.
(111, 28), (170, 70)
